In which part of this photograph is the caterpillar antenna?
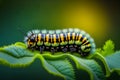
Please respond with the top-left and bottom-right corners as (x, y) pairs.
(17, 27), (27, 36)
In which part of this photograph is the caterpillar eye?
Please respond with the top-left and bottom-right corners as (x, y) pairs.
(30, 38), (35, 42)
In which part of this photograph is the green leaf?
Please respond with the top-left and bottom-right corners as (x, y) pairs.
(68, 55), (105, 80)
(105, 51), (120, 75)
(93, 51), (120, 78)
(42, 54), (75, 80)
(92, 53), (111, 77)
(0, 43), (34, 67)
(97, 40), (115, 56)
(0, 42), (75, 80)
(0, 42), (109, 80)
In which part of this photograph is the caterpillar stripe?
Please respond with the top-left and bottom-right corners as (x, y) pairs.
(24, 28), (96, 56)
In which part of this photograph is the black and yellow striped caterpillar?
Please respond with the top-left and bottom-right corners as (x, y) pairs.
(24, 28), (95, 56)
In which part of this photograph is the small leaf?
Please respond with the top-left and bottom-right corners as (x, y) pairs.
(101, 40), (115, 56)
(96, 48), (102, 54)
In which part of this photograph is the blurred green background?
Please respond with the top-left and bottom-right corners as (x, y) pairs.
(0, 0), (120, 80)
(0, 0), (120, 49)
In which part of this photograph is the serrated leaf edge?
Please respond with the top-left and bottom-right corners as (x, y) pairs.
(93, 52), (111, 77)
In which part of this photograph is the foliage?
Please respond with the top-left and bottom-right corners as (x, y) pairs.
(96, 40), (115, 56)
(0, 40), (120, 80)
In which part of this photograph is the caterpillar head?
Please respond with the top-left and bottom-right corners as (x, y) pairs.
(24, 30), (39, 48)
(24, 35), (36, 48)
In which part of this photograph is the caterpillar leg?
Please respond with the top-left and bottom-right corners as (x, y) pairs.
(61, 46), (68, 53)
(62, 48), (68, 53)
(39, 46), (45, 53)
(28, 47), (35, 52)
(78, 50), (89, 56)
(50, 47), (56, 54)
(69, 45), (77, 52)
(78, 50), (84, 56)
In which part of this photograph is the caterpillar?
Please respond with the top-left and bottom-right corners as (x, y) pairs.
(24, 28), (96, 56)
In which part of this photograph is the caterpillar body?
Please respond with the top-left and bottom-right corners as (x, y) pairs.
(24, 28), (96, 56)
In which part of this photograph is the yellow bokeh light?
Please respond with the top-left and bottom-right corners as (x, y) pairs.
(61, 2), (110, 39)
